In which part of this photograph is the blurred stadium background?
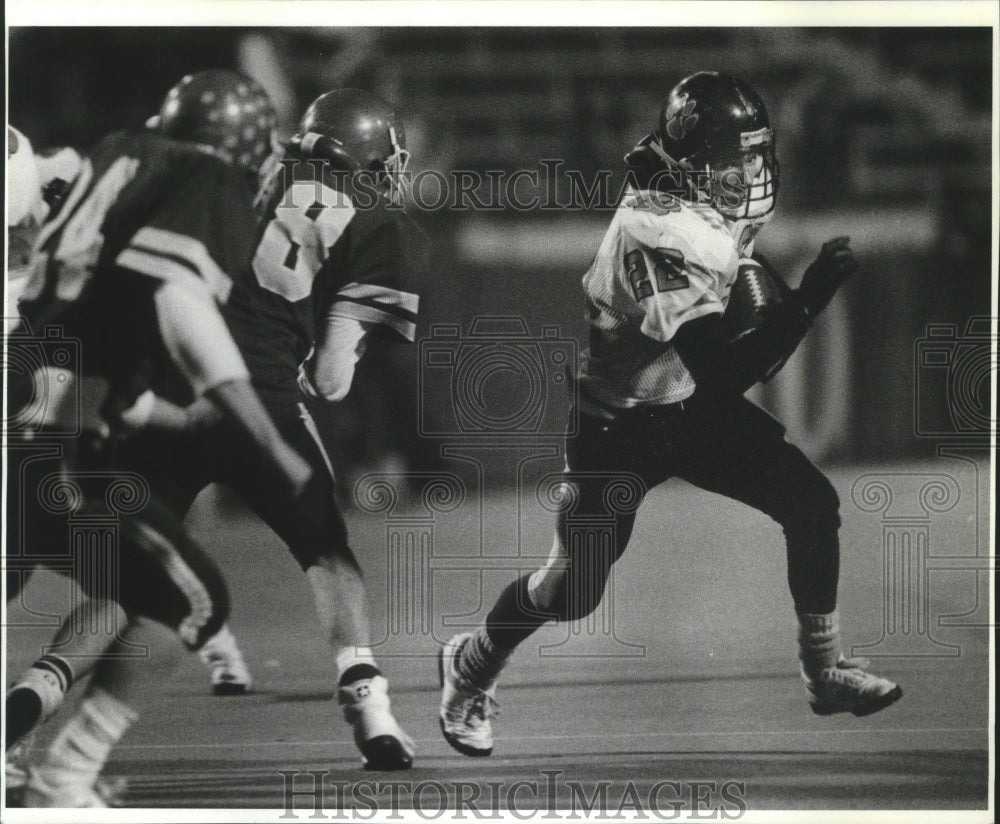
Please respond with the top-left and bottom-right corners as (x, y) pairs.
(8, 27), (994, 483)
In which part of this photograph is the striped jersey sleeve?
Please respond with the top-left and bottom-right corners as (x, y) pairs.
(323, 206), (423, 342)
(115, 155), (258, 306)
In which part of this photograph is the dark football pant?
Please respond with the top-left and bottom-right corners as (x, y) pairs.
(110, 396), (354, 572)
(487, 395), (841, 648)
(5, 441), (229, 651)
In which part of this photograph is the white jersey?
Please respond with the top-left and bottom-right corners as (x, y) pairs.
(578, 189), (752, 414)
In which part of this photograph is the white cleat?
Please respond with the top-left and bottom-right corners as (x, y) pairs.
(438, 633), (499, 757)
(338, 675), (415, 771)
(803, 656), (902, 717)
(198, 626), (253, 696)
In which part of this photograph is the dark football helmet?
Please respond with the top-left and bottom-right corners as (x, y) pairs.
(627, 71), (778, 220)
(151, 69), (279, 178)
(288, 88), (410, 204)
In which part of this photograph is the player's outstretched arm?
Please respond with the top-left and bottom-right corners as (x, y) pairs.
(111, 391), (223, 433)
(152, 279), (312, 495)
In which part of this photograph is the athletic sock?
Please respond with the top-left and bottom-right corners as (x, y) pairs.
(456, 626), (510, 689)
(484, 573), (550, 650)
(31, 687), (137, 792)
(797, 610), (842, 679)
(6, 654), (75, 748)
(198, 624), (241, 664)
(336, 647), (381, 688)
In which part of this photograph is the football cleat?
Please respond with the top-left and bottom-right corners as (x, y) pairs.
(338, 675), (414, 771)
(438, 633), (499, 757)
(198, 626), (253, 696)
(803, 657), (902, 717)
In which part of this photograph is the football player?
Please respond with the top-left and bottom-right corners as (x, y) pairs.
(437, 71), (902, 757)
(6, 127), (82, 329)
(103, 86), (423, 769)
(6, 81), (423, 773)
(4, 69), (311, 806)
(6, 84), (423, 772)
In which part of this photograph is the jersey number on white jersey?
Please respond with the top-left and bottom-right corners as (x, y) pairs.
(25, 157), (140, 303)
(624, 247), (689, 302)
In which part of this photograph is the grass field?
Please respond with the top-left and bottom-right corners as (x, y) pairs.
(4, 458), (992, 818)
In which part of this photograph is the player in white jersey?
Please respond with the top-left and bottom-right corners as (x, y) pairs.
(6, 128), (82, 330)
(578, 189), (746, 413)
(438, 72), (901, 757)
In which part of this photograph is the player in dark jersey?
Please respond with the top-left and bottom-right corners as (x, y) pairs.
(437, 72), (902, 757)
(6, 85), (423, 773)
(4, 70), (311, 806)
(110, 87), (424, 770)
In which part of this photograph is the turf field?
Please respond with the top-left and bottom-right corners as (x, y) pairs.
(4, 458), (992, 818)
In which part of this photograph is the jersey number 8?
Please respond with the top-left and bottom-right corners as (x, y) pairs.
(252, 181), (354, 303)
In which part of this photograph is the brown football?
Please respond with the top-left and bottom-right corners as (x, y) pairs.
(724, 258), (792, 342)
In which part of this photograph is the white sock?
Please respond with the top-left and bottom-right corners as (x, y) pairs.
(32, 688), (138, 790)
(198, 624), (241, 663)
(797, 610), (842, 678)
(335, 646), (379, 684)
(10, 654), (75, 719)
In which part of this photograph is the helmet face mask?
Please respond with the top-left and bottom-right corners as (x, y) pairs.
(382, 125), (411, 205)
(714, 129), (779, 220)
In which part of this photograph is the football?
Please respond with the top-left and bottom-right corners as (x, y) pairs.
(724, 257), (793, 342)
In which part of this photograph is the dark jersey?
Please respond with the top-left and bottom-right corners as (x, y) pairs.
(224, 158), (426, 394)
(14, 129), (257, 418)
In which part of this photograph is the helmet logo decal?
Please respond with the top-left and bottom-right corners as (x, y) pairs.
(664, 94), (699, 141)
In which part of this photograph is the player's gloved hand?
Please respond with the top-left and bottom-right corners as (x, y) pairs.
(797, 236), (858, 317)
